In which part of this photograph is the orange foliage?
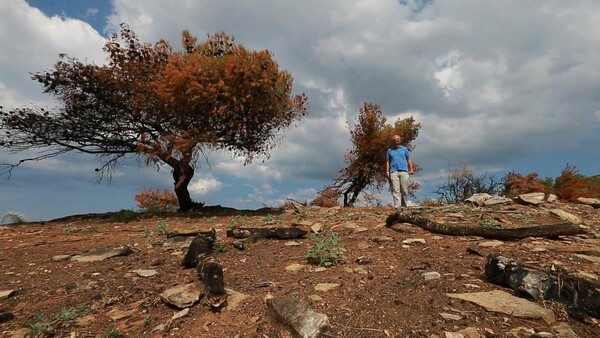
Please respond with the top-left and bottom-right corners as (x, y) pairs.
(134, 189), (179, 212)
(503, 172), (550, 197)
(554, 165), (599, 201)
(311, 188), (341, 208)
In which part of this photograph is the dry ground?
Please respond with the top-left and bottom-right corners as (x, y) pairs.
(1, 201), (600, 337)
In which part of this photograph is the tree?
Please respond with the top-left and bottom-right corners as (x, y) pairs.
(434, 161), (504, 204)
(331, 102), (420, 207)
(0, 24), (307, 211)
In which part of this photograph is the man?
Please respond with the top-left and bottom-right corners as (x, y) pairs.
(386, 134), (414, 210)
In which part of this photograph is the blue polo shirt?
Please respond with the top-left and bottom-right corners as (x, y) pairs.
(387, 146), (410, 172)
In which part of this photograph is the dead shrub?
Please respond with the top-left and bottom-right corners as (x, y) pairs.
(134, 188), (179, 212)
(503, 171), (551, 197)
(311, 188), (341, 207)
(554, 165), (599, 201)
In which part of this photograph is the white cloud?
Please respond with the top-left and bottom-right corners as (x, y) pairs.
(189, 176), (224, 196)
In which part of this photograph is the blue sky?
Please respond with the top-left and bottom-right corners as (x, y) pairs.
(1, 0), (599, 222)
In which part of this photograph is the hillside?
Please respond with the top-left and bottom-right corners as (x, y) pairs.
(1, 199), (599, 337)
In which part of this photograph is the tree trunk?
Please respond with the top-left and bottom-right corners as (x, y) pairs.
(386, 212), (586, 240)
(172, 161), (196, 211)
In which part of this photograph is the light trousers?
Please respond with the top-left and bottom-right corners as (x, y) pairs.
(390, 171), (409, 208)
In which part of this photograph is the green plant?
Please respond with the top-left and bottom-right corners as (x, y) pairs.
(62, 223), (74, 233)
(112, 209), (140, 222)
(227, 215), (248, 229)
(2, 211), (26, 225)
(305, 229), (346, 267)
(23, 305), (88, 337)
(23, 315), (53, 337)
(155, 219), (169, 235)
(141, 226), (152, 238)
(95, 325), (123, 338)
(215, 243), (228, 252)
(479, 215), (500, 228)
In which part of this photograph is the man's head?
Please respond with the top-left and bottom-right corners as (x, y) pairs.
(392, 135), (401, 147)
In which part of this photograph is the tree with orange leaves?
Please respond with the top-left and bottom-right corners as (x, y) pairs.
(0, 24), (307, 211)
(331, 102), (420, 207)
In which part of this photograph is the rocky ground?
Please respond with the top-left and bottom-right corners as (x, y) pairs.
(1, 197), (600, 338)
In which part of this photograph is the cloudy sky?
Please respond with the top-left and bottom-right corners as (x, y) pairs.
(1, 0), (599, 222)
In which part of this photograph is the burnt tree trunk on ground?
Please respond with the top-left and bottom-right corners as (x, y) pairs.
(227, 227), (308, 250)
(181, 230), (227, 309)
(385, 212), (586, 240)
(226, 227), (308, 240)
(485, 254), (600, 319)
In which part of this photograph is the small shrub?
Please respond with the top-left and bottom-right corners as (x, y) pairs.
(2, 211), (26, 225)
(227, 215), (248, 229)
(23, 305), (88, 337)
(554, 164), (599, 201)
(112, 209), (140, 222)
(96, 325), (123, 338)
(311, 188), (341, 207)
(141, 226), (152, 238)
(62, 223), (74, 233)
(134, 188), (179, 212)
(155, 219), (169, 236)
(305, 229), (345, 267)
(503, 171), (550, 197)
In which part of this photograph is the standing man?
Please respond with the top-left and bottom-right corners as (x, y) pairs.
(386, 134), (414, 210)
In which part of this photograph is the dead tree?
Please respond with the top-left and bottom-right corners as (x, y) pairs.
(385, 212), (586, 240)
(226, 227), (308, 250)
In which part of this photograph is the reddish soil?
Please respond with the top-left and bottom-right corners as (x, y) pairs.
(1, 202), (599, 337)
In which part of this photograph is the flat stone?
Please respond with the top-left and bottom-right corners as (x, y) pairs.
(573, 254), (600, 264)
(352, 226), (369, 233)
(577, 197), (600, 208)
(52, 255), (72, 262)
(310, 223), (324, 233)
(171, 308), (189, 320)
(314, 283), (340, 292)
(439, 312), (462, 321)
(134, 269), (157, 277)
(484, 196), (512, 206)
(160, 282), (203, 309)
(446, 290), (555, 323)
(284, 241), (301, 246)
(0, 290), (16, 301)
(550, 209), (581, 225)
(517, 192), (547, 205)
(223, 288), (247, 311)
(266, 296), (329, 338)
(285, 263), (308, 272)
(423, 271), (441, 281)
(71, 246), (133, 262)
(465, 193), (492, 206)
(478, 240), (504, 247)
(402, 238), (426, 245)
(552, 322), (580, 338)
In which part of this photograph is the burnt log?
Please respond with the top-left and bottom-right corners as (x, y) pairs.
(485, 254), (600, 319)
(167, 229), (216, 239)
(227, 227), (308, 251)
(385, 212), (586, 240)
(226, 227), (308, 240)
(180, 228), (227, 309)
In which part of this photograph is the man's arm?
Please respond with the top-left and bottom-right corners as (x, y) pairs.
(385, 159), (390, 178)
(408, 157), (415, 174)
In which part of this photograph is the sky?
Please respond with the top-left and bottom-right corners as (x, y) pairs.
(1, 0), (599, 222)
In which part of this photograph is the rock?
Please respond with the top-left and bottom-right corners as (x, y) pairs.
(0, 290), (15, 300)
(402, 238), (426, 245)
(71, 246), (133, 262)
(423, 271), (441, 281)
(310, 223), (324, 233)
(51, 254), (72, 262)
(439, 312), (462, 321)
(314, 283), (340, 292)
(446, 290), (555, 323)
(171, 308), (189, 320)
(484, 196), (512, 206)
(352, 226), (369, 233)
(516, 192), (547, 205)
(552, 322), (580, 338)
(134, 269), (157, 277)
(285, 241), (301, 246)
(550, 209), (581, 224)
(285, 263), (308, 272)
(577, 197), (600, 208)
(0, 309), (14, 323)
(223, 288), (247, 311)
(573, 253), (600, 264)
(266, 296), (329, 338)
(478, 240), (504, 247)
(465, 193), (492, 206)
(160, 283), (203, 309)
(373, 236), (393, 244)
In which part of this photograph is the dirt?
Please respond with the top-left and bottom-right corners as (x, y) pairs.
(1, 201), (600, 338)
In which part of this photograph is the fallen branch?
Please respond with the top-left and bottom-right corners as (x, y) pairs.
(385, 212), (586, 240)
(226, 227), (308, 240)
